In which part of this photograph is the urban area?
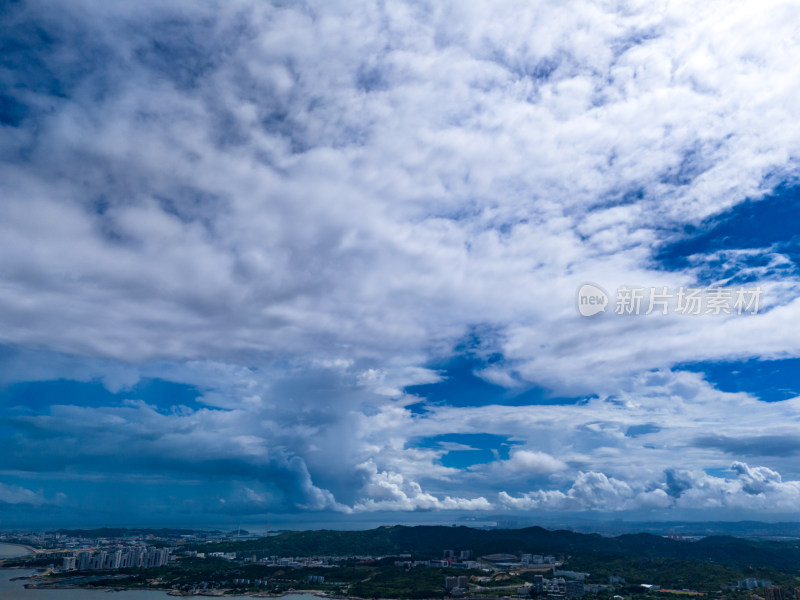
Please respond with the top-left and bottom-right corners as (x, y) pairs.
(1, 529), (798, 599)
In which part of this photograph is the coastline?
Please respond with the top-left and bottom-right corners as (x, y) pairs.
(1, 568), (450, 600)
(5, 566), (440, 600)
(0, 542), (37, 559)
(18, 577), (339, 599)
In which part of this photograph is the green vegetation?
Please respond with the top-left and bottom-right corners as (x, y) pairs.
(2, 556), (54, 568)
(351, 566), (478, 599)
(190, 525), (800, 571)
(13, 525), (800, 598)
(567, 555), (799, 592)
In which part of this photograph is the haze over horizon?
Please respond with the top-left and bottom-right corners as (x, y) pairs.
(2, 0), (800, 529)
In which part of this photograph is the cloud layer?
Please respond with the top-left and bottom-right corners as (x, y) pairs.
(2, 0), (800, 524)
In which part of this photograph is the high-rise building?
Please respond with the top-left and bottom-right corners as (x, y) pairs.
(765, 588), (785, 600)
(91, 551), (107, 570)
(104, 550), (122, 570)
(739, 579), (759, 591)
(550, 578), (567, 594)
(133, 547), (146, 568)
(77, 551), (92, 571)
(566, 580), (585, 598)
(145, 547), (169, 567)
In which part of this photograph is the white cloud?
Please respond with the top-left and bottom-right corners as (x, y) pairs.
(352, 461), (492, 512)
(498, 471), (644, 511)
(499, 461), (800, 513)
(3, 0), (800, 520)
(0, 482), (53, 506)
(494, 450), (568, 475)
(3, 359), (800, 516)
(1, 0), (800, 386)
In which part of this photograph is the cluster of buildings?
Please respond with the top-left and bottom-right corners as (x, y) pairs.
(445, 575), (470, 596)
(205, 551), (237, 560)
(395, 549), (479, 570)
(433, 549), (585, 600)
(1, 529), (207, 551)
(480, 553), (560, 568)
(445, 573), (588, 599)
(231, 578), (267, 586)
(521, 554), (559, 566)
(722, 578), (800, 600)
(184, 549), (350, 568)
(518, 574), (585, 599)
(737, 579), (775, 591)
(395, 550), (561, 572)
(761, 586), (800, 600)
(396, 558), (481, 569)
(61, 546), (171, 572)
(267, 556), (337, 568)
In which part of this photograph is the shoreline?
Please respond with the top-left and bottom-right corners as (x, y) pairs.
(37, 591), (404, 600)
(0, 542), (37, 559)
(5, 568), (454, 600)
(14, 575), (338, 599)
(35, 589), (336, 598)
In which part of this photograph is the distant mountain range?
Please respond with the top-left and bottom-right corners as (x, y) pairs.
(486, 518), (800, 539)
(55, 527), (211, 538)
(194, 524), (800, 572)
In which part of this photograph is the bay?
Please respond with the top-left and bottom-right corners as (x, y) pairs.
(0, 568), (171, 599)
(0, 543), (35, 558)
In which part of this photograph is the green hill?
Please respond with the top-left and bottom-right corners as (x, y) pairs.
(190, 525), (800, 571)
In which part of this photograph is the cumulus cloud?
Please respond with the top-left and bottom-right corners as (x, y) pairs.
(0, 482), (50, 506)
(350, 460), (800, 514)
(3, 362), (800, 518)
(498, 462), (800, 513)
(352, 461), (492, 512)
(497, 471), (670, 512)
(490, 450), (568, 475)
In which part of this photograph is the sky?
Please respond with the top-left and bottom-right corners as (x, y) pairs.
(2, 0), (800, 529)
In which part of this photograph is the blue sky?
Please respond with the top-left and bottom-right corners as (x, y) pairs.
(2, 0), (800, 528)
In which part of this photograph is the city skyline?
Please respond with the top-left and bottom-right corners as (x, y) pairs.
(2, 0), (800, 527)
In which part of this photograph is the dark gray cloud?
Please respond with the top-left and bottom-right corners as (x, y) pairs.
(693, 434), (800, 457)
